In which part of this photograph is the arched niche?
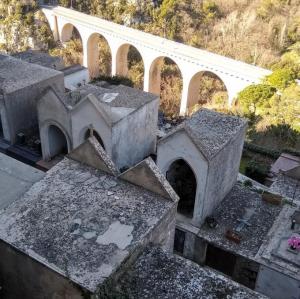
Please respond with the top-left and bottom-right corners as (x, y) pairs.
(87, 33), (112, 79)
(187, 71), (229, 114)
(48, 125), (69, 159)
(61, 23), (81, 43)
(166, 159), (197, 218)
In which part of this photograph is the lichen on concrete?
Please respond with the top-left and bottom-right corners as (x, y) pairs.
(113, 246), (267, 299)
(160, 108), (247, 160)
(271, 174), (300, 203)
(0, 54), (62, 94)
(0, 157), (174, 292)
(198, 182), (282, 259)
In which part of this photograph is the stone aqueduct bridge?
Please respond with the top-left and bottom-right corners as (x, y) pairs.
(42, 6), (271, 115)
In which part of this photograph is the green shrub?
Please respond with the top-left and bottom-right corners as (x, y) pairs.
(245, 161), (269, 184)
(91, 75), (134, 87)
(237, 84), (276, 115)
(244, 142), (281, 158)
(265, 68), (296, 90)
(243, 180), (253, 187)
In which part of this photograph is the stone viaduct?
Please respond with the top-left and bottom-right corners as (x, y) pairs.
(41, 5), (271, 115)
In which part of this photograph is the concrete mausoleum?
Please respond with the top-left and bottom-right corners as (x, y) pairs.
(38, 83), (158, 170)
(0, 136), (266, 299)
(1, 51), (299, 299)
(0, 137), (177, 298)
(0, 54), (64, 144)
(157, 109), (247, 227)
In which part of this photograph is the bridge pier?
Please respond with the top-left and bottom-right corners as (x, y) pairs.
(111, 46), (118, 77)
(179, 77), (190, 116)
(82, 40), (89, 70)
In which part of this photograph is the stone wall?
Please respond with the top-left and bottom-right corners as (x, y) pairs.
(112, 98), (158, 170)
(0, 241), (87, 299)
(174, 226), (260, 291)
(5, 72), (64, 144)
(203, 126), (246, 221)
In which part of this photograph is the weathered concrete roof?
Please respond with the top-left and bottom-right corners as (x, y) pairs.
(256, 203), (300, 280)
(56, 83), (158, 125)
(0, 54), (63, 94)
(197, 183), (282, 259)
(271, 174), (300, 203)
(0, 157), (174, 292)
(12, 50), (65, 70)
(0, 153), (44, 210)
(115, 246), (267, 298)
(159, 109), (247, 160)
(62, 83), (157, 110)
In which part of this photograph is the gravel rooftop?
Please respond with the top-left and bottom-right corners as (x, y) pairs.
(199, 182), (282, 259)
(0, 54), (62, 94)
(115, 246), (267, 299)
(160, 109), (247, 160)
(0, 157), (174, 292)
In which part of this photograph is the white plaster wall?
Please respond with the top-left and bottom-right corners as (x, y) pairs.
(5, 73), (64, 144)
(38, 89), (72, 160)
(202, 126), (246, 221)
(64, 69), (90, 90)
(71, 101), (112, 156)
(0, 98), (11, 141)
(256, 265), (300, 299)
(112, 99), (158, 170)
(157, 131), (208, 227)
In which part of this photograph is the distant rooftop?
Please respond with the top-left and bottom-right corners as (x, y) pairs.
(0, 54), (62, 94)
(271, 174), (300, 202)
(197, 183), (282, 259)
(0, 153), (44, 210)
(12, 50), (65, 70)
(160, 109), (247, 160)
(116, 246), (267, 298)
(0, 157), (174, 292)
(271, 153), (300, 175)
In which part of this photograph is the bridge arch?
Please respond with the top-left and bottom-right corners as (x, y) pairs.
(187, 71), (229, 113)
(87, 33), (112, 78)
(59, 23), (84, 66)
(148, 56), (183, 116)
(60, 23), (81, 43)
(116, 43), (145, 89)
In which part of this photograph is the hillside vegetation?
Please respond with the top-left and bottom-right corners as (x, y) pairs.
(1, 0), (299, 157)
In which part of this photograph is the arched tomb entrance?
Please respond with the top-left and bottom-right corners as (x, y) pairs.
(166, 159), (197, 218)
